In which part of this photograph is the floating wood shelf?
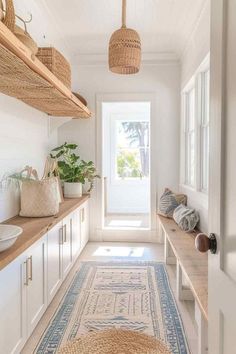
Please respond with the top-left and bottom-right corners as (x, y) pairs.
(0, 21), (91, 118)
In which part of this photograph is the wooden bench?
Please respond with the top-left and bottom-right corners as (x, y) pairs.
(157, 214), (208, 354)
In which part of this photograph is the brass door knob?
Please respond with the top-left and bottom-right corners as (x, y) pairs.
(195, 233), (217, 254)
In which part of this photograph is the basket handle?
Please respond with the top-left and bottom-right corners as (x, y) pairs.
(2, 0), (15, 32)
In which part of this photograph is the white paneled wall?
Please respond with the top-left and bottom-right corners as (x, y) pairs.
(0, 94), (57, 222)
(58, 63), (181, 240)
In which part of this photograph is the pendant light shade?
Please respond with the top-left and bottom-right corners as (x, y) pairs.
(109, 0), (141, 75)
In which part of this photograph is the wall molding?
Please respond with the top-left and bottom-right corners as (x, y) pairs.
(72, 52), (180, 67)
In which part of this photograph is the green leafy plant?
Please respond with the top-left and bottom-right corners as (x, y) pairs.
(50, 142), (100, 192)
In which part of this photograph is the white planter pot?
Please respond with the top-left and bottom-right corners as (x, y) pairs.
(64, 182), (82, 198)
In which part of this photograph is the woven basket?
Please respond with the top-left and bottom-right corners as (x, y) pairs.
(36, 47), (71, 89)
(58, 329), (171, 354)
(0, 0), (4, 21)
(2, 0), (15, 31)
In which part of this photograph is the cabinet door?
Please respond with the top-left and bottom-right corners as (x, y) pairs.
(26, 236), (47, 336)
(0, 254), (26, 354)
(62, 216), (72, 279)
(47, 221), (63, 304)
(71, 209), (81, 261)
(80, 200), (89, 251)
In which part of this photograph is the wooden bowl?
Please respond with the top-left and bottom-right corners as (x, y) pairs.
(73, 92), (87, 107)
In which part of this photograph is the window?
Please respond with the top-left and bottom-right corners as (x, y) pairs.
(182, 58), (210, 193)
(184, 87), (195, 187)
(115, 120), (150, 180)
(200, 70), (210, 192)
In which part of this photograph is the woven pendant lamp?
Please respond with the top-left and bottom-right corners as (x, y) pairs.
(109, 0), (141, 74)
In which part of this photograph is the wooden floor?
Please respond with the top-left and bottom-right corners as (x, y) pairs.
(22, 242), (198, 354)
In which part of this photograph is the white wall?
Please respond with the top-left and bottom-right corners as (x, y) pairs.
(181, 0), (210, 88)
(0, 95), (57, 222)
(58, 62), (181, 240)
(180, 0), (210, 232)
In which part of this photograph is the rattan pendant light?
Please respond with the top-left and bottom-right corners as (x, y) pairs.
(109, 0), (141, 74)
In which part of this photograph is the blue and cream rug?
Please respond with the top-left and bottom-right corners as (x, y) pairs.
(36, 262), (189, 354)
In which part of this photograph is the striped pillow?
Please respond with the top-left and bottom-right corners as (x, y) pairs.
(158, 188), (187, 218)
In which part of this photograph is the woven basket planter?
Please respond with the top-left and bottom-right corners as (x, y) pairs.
(37, 47), (71, 89)
(58, 329), (171, 354)
(109, 27), (141, 74)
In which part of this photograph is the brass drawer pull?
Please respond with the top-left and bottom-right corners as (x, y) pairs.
(24, 259), (29, 286)
(81, 208), (85, 223)
(28, 256), (33, 281)
(63, 224), (67, 243)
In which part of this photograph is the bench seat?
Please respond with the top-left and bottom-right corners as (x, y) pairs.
(157, 214), (208, 321)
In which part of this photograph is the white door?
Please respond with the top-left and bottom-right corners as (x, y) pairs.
(26, 236), (47, 335)
(62, 215), (72, 278)
(0, 254), (26, 354)
(71, 209), (81, 261)
(47, 221), (63, 303)
(208, 1), (236, 352)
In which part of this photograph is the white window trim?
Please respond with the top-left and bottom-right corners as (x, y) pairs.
(182, 80), (197, 188)
(180, 54), (210, 195)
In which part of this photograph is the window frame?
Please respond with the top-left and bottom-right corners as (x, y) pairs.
(198, 69), (210, 193)
(181, 55), (210, 194)
(184, 85), (196, 188)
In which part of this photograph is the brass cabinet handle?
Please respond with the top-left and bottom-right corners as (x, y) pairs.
(24, 259), (29, 286)
(63, 224), (67, 243)
(28, 256), (33, 281)
(81, 208), (85, 223)
(59, 226), (64, 244)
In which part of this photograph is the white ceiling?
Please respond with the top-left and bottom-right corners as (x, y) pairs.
(15, 0), (208, 61)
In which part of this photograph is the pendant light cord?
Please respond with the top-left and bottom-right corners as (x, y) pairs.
(122, 0), (126, 28)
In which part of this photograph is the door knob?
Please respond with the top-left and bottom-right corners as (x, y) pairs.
(195, 233), (217, 254)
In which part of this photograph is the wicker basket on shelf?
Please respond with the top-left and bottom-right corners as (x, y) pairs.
(0, 0), (4, 21)
(1, 0), (38, 55)
(1, 0), (15, 31)
(36, 47), (71, 89)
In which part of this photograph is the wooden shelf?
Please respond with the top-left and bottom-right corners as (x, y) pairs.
(0, 21), (91, 119)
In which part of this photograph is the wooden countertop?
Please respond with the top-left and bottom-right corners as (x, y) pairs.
(157, 214), (208, 321)
(0, 195), (89, 271)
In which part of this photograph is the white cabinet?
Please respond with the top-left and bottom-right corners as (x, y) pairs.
(80, 200), (89, 250)
(0, 199), (89, 354)
(0, 254), (26, 354)
(0, 236), (47, 354)
(26, 237), (47, 336)
(47, 221), (63, 304)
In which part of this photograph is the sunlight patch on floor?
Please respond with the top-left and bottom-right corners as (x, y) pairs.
(93, 246), (145, 257)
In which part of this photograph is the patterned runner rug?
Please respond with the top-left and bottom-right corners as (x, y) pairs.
(36, 262), (189, 354)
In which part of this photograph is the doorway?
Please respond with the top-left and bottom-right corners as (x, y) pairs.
(102, 102), (151, 230)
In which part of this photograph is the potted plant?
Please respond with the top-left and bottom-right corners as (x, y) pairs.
(50, 143), (100, 198)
